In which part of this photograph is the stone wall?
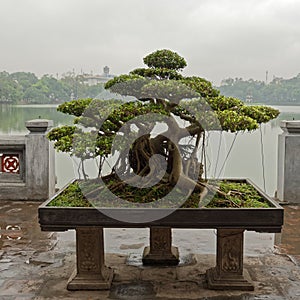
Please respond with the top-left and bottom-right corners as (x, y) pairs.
(0, 119), (55, 200)
(277, 120), (300, 204)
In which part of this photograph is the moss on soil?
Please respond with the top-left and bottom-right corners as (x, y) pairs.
(48, 179), (271, 208)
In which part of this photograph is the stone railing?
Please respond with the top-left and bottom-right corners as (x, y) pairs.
(0, 119), (55, 200)
(277, 120), (300, 204)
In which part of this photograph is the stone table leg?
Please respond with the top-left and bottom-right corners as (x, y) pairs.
(67, 227), (113, 290)
(206, 229), (254, 290)
(142, 227), (179, 265)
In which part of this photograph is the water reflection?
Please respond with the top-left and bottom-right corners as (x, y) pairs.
(0, 104), (73, 134)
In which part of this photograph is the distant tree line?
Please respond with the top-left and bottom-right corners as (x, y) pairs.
(218, 74), (300, 105)
(2, 70), (300, 105)
(0, 71), (104, 104)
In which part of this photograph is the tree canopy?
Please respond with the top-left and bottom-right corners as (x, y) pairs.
(219, 75), (300, 104)
(143, 49), (187, 70)
(0, 71), (104, 104)
(48, 49), (279, 203)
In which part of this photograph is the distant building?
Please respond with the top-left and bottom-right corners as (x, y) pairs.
(272, 76), (283, 85)
(245, 94), (253, 103)
(82, 66), (115, 86)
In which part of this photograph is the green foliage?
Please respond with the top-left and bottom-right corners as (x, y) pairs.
(217, 110), (258, 132)
(47, 125), (76, 153)
(48, 124), (113, 158)
(107, 101), (170, 122)
(78, 100), (169, 130)
(206, 181), (270, 208)
(73, 131), (112, 159)
(48, 49), (279, 162)
(0, 71), (23, 103)
(130, 68), (183, 80)
(105, 74), (147, 99)
(0, 71), (105, 104)
(11, 72), (38, 91)
(181, 76), (220, 98)
(206, 95), (243, 111)
(219, 75), (300, 104)
(204, 96), (279, 131)
(21, 74), (72, 103)
(48, 99), (171, 158)
(45, 49), (280, 210)
(48, 181), (92, 207)
(240, 105), (280, 123)
(178, 99), (221, 130)
(140, 80), (198, 104)
(105, 50), (278, 134)
(57, 98), (93, 117)
(143, 49), (187, 70)
(48, 50), (279, 159)
(105, 74), (144, 90)
(48, 180), (270, 208)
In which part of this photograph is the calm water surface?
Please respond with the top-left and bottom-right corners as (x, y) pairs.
(1, 104), (300, 195)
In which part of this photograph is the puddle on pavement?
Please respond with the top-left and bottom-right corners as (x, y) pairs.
(109, 282), (155, 299)
(0, 201), (57, 254)
(126, 252), (196, 267)
(202, 295), (283, 300)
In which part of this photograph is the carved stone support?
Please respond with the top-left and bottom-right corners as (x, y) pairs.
(142, 227), (179, 265)
(206, 229), (254, 290)
(67, 227), (113, 290)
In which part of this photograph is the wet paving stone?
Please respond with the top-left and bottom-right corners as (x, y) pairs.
(0, 279), (43, 297)
(0, 201), (300, 299)
(199, 295), (284, 300)
(275, 206), (300, 255)
(109, 282), (156, 299)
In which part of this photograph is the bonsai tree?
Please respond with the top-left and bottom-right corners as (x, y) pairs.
(48, 49), (279, 207)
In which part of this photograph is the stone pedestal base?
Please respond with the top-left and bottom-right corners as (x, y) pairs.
(206, 267), (254, 291)
(142, 227), (179, 266)
(67, 268), (113, 290)
(142, 245), (179, 266)
(67, 227), (113, 290)
(206, 229), (254, 291)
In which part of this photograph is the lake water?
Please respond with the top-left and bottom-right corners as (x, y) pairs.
(1, 104), (300, 196)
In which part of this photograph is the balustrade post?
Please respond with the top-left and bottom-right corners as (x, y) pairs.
(277, 120), (300, 203)
(0, 119), (55, 200)
(25, 119), (55, 200)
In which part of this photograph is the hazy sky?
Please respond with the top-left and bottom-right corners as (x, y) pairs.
(1, 0), (300, 84)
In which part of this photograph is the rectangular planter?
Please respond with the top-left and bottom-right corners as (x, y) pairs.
(39, 178), (283, 232)
(38, 178), (284, 291)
